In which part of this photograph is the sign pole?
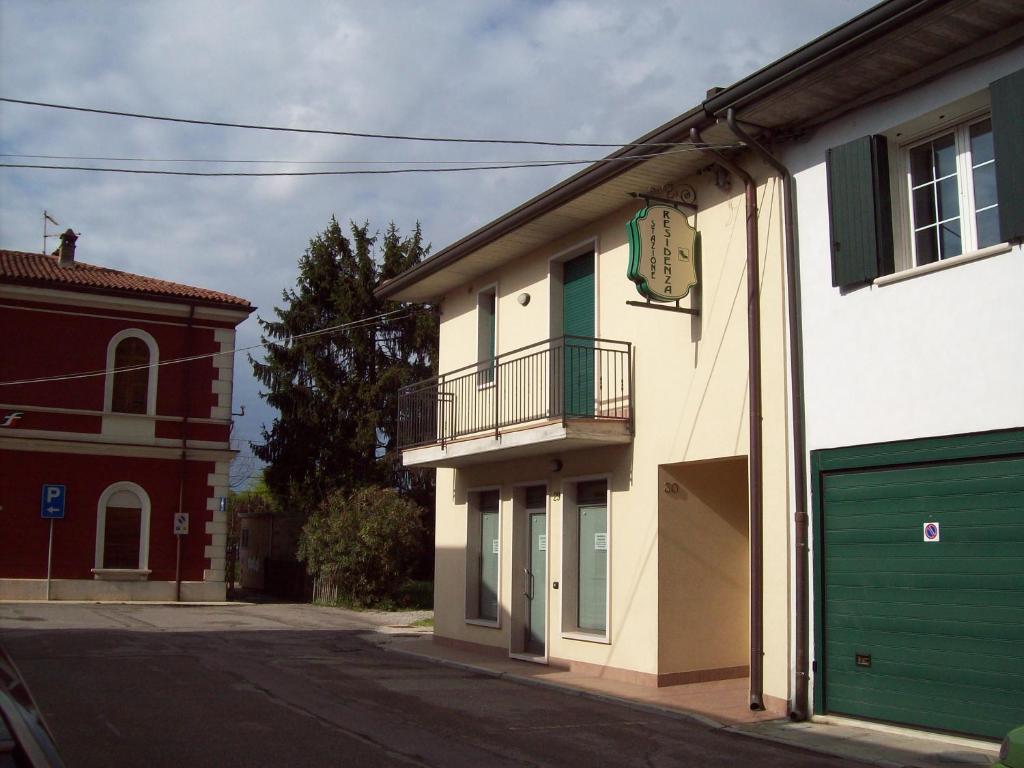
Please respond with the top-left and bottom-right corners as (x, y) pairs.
(173, 512), (189, 602)
(46, 519), (54, 601)
(175, 536), (182, 602)
(39, 483), (67, 601)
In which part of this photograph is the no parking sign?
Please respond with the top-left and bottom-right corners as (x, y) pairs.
(923, 522), (941, 542)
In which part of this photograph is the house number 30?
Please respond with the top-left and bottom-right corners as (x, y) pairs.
(663, 482), (680, 494)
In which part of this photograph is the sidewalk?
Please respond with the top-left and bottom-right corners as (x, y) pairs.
(379, 634), (1000, 768)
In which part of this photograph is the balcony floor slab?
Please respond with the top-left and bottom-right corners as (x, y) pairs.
(401, 418), (631, 468)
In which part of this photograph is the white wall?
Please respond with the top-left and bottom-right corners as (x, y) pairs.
(783, 46), (1024, 453)
(779, 43), (1024, 718)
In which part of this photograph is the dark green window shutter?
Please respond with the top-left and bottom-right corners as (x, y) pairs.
(991, 67), (1024, 242)
(562, 253), (595, 338)
(478, 291), (495, 357)
(477, 290), (496, 383)
(826, 135), (894, 288)
(562, 253), (595, 417)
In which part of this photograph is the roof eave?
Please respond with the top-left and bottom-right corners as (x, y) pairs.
(374, 0), (953, 303)
(2, 275), (255, 314)
(375, 104), (708, 302)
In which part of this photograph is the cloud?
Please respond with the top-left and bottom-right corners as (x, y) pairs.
(0, 0), (876, 470)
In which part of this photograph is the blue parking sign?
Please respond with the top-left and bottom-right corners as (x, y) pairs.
(41, 484), (66, 519)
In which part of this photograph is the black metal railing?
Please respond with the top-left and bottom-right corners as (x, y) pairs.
(398, 336), (632, 449)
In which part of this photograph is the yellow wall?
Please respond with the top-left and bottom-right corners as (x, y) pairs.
(658, 458), (749, 675)
(431, 158), (790, 700)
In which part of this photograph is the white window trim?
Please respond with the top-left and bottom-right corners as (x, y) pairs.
(93, 481), (152, 576)
(891, 106), (994, 273)
(874, 240), (1012, 286)
(559, 474), (612, 644)
(104, 328), (159, 415)
(465, 485), (502, 628)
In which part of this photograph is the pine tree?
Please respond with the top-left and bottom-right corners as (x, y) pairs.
(251, 218), (437, 518)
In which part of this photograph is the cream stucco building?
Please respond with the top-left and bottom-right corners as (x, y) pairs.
(380, 130), (792, 713)
(378, 0), (1024, 732)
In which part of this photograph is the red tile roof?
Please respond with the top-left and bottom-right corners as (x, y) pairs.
(0, 249), (253, 310)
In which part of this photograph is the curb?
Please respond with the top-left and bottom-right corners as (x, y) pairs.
(721, 724), (904, 768)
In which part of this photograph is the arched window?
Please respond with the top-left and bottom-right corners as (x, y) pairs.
(112, 337), (150, 414)
(94, 482), (151, 573)
(104, 329), (158, 415)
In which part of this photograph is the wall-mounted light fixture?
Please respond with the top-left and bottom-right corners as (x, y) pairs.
(517, 292), (531, 306)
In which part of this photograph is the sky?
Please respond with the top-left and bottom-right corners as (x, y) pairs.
(0, 0), (877, 486)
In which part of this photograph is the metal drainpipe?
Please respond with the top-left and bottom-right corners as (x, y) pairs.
(723, 108), (810, 721)
(690, 127), (765, 711)
(176, 304), (196, 602)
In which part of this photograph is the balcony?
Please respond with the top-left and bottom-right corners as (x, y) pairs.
(398, 336), (633, 468)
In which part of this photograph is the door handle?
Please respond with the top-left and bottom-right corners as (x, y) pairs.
(523, 567), (533, 599)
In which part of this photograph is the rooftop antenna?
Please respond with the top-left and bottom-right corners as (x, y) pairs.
(43, 210), (60, 254)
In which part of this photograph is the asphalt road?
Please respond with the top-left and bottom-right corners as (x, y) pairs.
(0, 602), (872, 768)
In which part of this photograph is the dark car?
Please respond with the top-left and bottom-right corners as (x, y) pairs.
(0, 648), (63, 768)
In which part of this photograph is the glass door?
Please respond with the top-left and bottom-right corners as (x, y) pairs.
(526, 511), (547, 654)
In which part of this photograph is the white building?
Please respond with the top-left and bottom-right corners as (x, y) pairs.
(777, 8), (1024, 740)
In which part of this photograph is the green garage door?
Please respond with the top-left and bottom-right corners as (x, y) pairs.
(820, 455), (1024, 739)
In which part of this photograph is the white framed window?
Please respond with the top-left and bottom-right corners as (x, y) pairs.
(93, 481), (152, 578)
(465, 488), (501, 626)
(560, 477), (610, 642)
(104, 328), (159, 415)
(902, 115), (999, 268)
(828, 70), (1021, 289)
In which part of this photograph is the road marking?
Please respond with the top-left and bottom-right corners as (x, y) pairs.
(102, 717), (123, 738)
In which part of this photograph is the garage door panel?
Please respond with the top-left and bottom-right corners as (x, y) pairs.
(825, 523), (1024, 544)
(827, 583), (1024, 609)
(825, 680), (1017, 737)
(824, 458), (1024, 496)
(826, 626), (1018, 660)
(824, 482), (1024, 508)
(826, 612), (1020, 642)
(824, 495), (1024, 521)
(826, 571), (1024, 591)
(828, 668), (1023, 713)
(819, 452), (1024, 739)
(827, 636), (1020, 676)
(825, 551), (1024, 574)
(825, 596), (1024, 625)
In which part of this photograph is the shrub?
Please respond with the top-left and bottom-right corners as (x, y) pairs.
(298, 486), (425, 606)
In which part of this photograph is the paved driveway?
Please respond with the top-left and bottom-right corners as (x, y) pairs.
(0, 602), (871, 768)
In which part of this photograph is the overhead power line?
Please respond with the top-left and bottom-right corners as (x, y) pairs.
(0, 144), (739, 177)
(0, 308), (418, 387)
(1, 96), (708, 148)
(1, 147), (740, 166)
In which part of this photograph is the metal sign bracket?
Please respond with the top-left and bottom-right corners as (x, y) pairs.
(630, 191), (698, 215)
(625, 298), (700, 316)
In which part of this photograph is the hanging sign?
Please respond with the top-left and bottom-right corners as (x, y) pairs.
(626, 204), (698, 302)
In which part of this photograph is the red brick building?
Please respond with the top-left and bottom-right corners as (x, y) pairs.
(0, 232), (253, 600)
